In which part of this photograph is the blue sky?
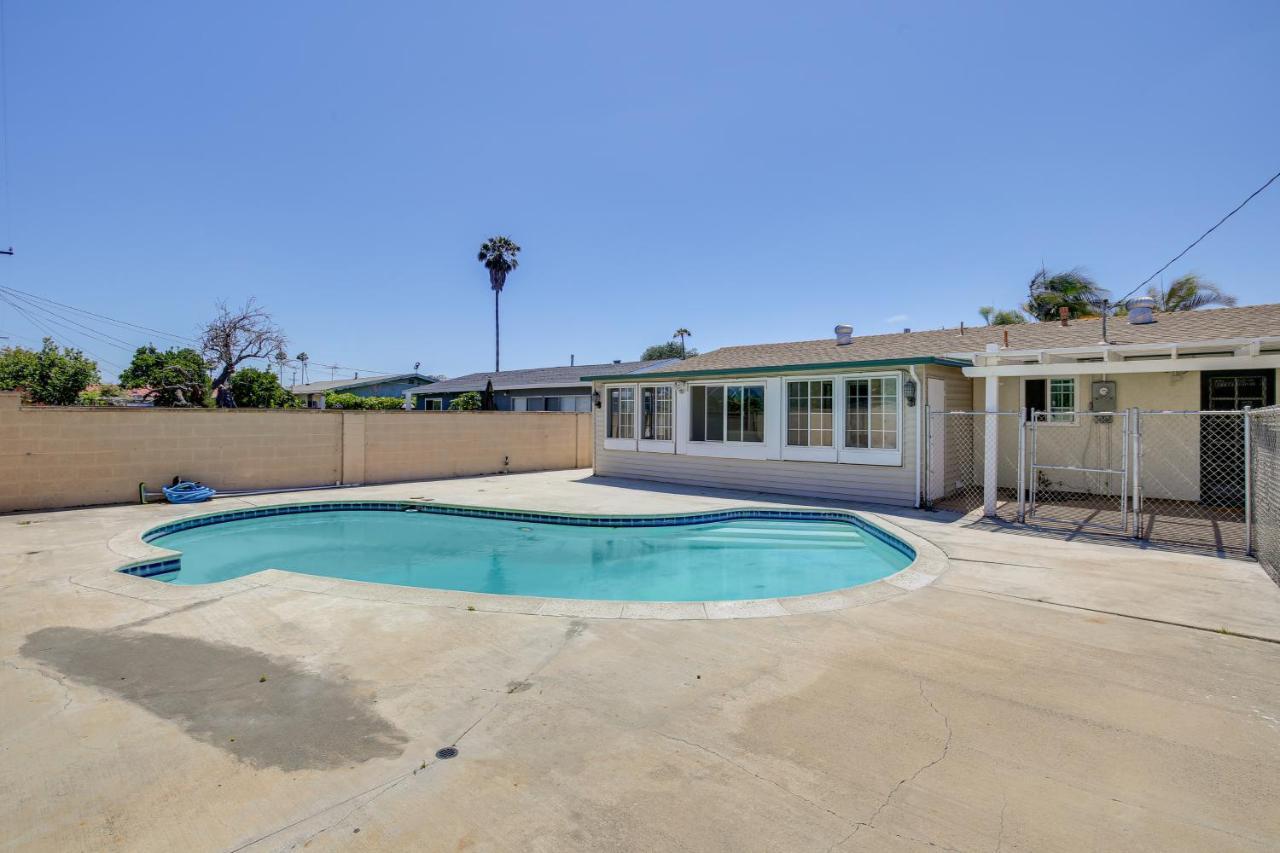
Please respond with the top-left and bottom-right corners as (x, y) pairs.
(1, 1), (1277, 382)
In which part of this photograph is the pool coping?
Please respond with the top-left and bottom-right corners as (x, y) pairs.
(87, 499), (949, 620)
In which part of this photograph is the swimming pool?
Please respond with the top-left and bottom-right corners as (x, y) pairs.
(126, 503), (914, 602)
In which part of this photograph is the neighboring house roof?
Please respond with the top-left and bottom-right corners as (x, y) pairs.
(583, 304), (1280, 379)
(406, 360), (679, 396)
(290, 372), (437, 395)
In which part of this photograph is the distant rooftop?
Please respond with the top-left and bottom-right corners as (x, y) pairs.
(406, 359), (679, 395)
(290, 372), (438, 395)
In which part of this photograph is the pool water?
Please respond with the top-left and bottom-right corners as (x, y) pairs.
(146, 510), (912, 601)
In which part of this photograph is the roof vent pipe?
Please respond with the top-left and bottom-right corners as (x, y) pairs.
(1127, 296), (1156, 325)
(835, 324), (853, 345)
(1058, 306), (1069, 327)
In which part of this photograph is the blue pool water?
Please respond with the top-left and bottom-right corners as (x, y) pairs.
(143, 508), (912, 601)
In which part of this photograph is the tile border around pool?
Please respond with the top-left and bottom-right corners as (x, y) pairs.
(97, 499), (949, 620)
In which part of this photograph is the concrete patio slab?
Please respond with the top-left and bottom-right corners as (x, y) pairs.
(2, 469), (1279, 852)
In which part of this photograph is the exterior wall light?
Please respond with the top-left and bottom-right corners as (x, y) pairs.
(592, 390), (602, 409)
(903, 378), (918, 407)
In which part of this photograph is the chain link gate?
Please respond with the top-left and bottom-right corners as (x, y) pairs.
(1251, 407), (1280, 576)
(1133, 410), (1251, 554)
(1027, 410), (1130, 533)
(923, 409), (1024, 521)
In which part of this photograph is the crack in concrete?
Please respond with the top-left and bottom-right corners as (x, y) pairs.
(1, 659), (74, 712)
(994, 793), (1009, 853)
(235, 618), (593, 850)
(655, 731), (853, 826)
(827, 677), (953, 852)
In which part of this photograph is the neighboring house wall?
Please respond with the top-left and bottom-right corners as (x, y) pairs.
(345, 379), (423, 399)
(411, 386), (591, 412)
(592, 368), (920, 507)
(0, 392), (591, 512)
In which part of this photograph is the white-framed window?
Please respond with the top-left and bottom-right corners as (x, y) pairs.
(607, 386), (635, 439)
(1025, 377), (1076, 424)
(419, 397), (443, 411)
(640, 385), (673, 441)
(690, 383), (765, 443)
(786, 379), (833, 447)
(842, 374), (901, 464)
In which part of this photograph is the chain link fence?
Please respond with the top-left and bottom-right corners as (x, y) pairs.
(923, 407), (1274, 564)
(1027, 410), (1130, 533)
(1251, 407), (1280, 580)
(923, 410), (1023, 521)
(1134, 411), (1250, 554)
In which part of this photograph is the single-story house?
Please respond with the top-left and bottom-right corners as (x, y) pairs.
(402, 359), (678, 411)
(291, 373), (437, 408)
(583, 303), (1280, 513)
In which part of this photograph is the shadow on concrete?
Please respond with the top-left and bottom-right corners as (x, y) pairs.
(21, 626), (409, 771)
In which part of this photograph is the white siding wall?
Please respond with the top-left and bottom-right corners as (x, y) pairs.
(593, 369), (920, 506)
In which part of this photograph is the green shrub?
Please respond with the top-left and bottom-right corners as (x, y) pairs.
(325, 392), (406, 410)
(448, 391), (482, 411)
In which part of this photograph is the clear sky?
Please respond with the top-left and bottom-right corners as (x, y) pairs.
(1, 1), (1277, 382)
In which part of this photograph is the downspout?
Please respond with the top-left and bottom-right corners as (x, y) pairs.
(909, 365), (922, 509)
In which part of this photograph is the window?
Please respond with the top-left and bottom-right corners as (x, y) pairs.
(787, 380), (833, 447)
(845, 376), (899, 450)
(1025, 378), (1075, 423)
(691, 384), (764, 443)
(419, 397), (443, 411)
(607, 387), (634, 438)
(640, 385), (673, 441)
(573, 395), (592, 413)
(526, 396), (546, 412)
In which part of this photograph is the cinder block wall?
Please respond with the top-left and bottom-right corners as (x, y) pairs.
(0, 393), (592, 512)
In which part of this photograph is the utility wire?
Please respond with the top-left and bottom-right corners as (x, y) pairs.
(1117, 167), (1280, 305)
(0, 292), (125, 370)
(0, 0), (12, 248)
(1, 287), (140, 349)
(0, 284), (407, 378)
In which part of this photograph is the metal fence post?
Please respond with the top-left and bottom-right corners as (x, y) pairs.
(1017, 414), (1026, 522)
(1131, 408), (1142, 539)
(922, 405), (931, 509)
(1244, 406), (1253, 556)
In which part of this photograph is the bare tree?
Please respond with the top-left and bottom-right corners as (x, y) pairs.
(201, 299), (287, 407)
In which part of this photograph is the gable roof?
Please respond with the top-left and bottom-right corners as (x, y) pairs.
(290, 372), (437, 395)
(407, 359), (679, 395)
(583, 304), (1280, 379)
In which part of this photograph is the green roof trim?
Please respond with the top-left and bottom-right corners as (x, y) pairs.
(579, 356), (971, 382)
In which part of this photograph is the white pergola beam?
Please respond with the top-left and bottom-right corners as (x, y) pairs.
(963, 353), (1280, 378)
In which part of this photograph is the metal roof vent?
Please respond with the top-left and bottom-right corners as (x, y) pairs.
(834, 324), (853, 345)
(1127, 296), (1156, 325)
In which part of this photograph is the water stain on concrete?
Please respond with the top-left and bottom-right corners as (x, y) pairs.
(21, 626), (409, 771)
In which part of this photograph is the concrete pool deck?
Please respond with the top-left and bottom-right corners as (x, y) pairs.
(3, 469), (1279, 851)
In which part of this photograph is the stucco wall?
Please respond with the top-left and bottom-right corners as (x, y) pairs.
(0, 393), (590, 512)
(972, 371), (1203, 501)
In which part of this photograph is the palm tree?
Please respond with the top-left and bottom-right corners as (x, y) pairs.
(274, 350), (288, 384)
(672, 328), (692, 358)
(295, 352), (309, 385)
(978, 306), (1026, 326)
(1023, 267), (1110, 322)
(477, 236), (522, 372)
(1146, 274), (1237, 312)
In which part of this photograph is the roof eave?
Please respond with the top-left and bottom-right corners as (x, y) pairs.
(579, 356), (971, 382)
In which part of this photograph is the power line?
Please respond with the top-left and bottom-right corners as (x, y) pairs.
(0, 284), (198, 345)
(0, 284), (408, 379)
(0, 292), (124, 370)
(1117, 167), (1280, 305)
(1, 287), (140, 349)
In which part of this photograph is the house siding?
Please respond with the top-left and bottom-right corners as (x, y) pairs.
(592, 368), (920, 507)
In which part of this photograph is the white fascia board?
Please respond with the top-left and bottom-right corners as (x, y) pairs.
(944, 334), (1280, 363)
(963, 353), (1280, 378)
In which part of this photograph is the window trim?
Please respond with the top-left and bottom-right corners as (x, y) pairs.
(838, 371), (903, 466)
(1025, 376), (1078, 426)
(604, 384), (637, 449)
(782, 376), (838, 462)
(637, 383), (676, 452)
(688, 381), (767, 445)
